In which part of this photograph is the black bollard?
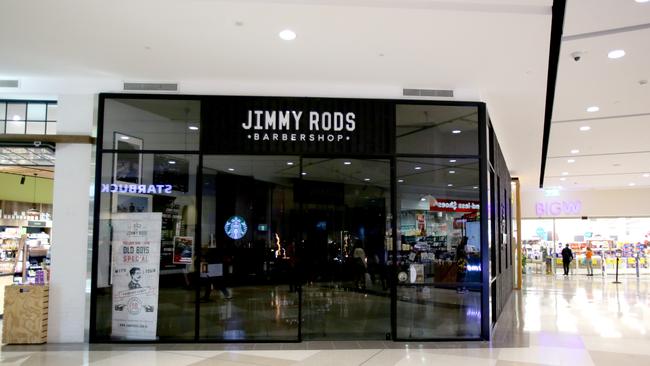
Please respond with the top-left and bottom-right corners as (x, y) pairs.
(613, 256), (621, 284)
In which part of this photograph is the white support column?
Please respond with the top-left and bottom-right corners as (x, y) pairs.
(48, 94), (95, 343)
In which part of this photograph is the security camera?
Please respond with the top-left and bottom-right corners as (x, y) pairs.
(570, 51), (583, 62)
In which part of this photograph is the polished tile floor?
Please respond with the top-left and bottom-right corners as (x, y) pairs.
(2, 274), (650, 365)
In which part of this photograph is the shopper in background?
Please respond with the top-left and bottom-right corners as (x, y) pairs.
(561, 244), (574, 276)
(585, 246), (594, 276)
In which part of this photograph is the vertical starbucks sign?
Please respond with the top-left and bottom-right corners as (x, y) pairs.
(111, 212), (162, 340)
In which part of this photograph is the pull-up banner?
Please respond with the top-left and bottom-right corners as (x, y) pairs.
(201, 96), (395, 155)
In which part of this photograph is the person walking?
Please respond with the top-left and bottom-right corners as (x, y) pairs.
(561, 244), (574, 276)
(585, 246), (594, 276)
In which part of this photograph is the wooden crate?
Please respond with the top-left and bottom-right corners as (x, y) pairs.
(2, 285), (48, 344)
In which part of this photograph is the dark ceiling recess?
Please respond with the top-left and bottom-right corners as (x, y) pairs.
(539, 0), (567, 188)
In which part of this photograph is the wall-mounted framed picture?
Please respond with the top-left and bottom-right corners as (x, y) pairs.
(172, 236), (193, 264)
(113, 132), (143, 184)
(153, 154), (189, 192)
(112, 192), (152, 213)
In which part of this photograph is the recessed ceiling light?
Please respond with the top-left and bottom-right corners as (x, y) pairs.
(12, 115), (21, 121)
(343, 161), (352, 165)
(287, 161), (294, 166)
(570, 149), (580, 154)
(452, 130), (461, 134)
(608, 49), (626, 59)
(643, 173), (650, 178)
(188, 126), (199, 131)
(447, 184), (453, 187)
(586, 106), (599, 112)
(364, 178), (370, 182)
(120, 136), (130, 140)
(567, 159), (575, 163)
(279, 29), (297, 41)
(629, 182), (636, 186)
(562, 172), (569, 176)
(636, 0), (650, 3)
(414, 166), (422, 170)
(168, 160), (176, 165)
(227, 168), (235, 172)
(398, 179), (404, 183)
(449, 159), (457, 163)
(420, 197), (427, 202)
(473, 186), (478, 189)
(301, 172), (307, 176)
(560, 177), (567, 181)
(449, 170), (455, 174)
(579, 126), (591, 131)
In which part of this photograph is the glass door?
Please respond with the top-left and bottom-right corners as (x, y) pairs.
(299, 158), (392, 340)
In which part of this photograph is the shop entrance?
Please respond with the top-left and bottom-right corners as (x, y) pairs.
(299, 158), (391, 340)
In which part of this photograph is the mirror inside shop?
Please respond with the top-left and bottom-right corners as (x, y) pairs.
(522, 217), (650, 275)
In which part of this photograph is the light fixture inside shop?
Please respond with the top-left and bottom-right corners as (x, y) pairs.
(12, 115), (21, 121)
(586, 106), (599, 112)
(579, 126), (591, 131)
(473, 186), (478, 189)
(629, 183), (636, 186)
(570, 149), (580, 154)
(636, 0), (650, 3)
(452, 130), (461, 134)
(120, 136), (130, 140)
(227, 168), (235, 171)
(287, 161), (294, 166)
(363, 178), (370, 182)
(279, 29), (297, 41)
(608, 49), (626, 59)
(562, 172), (569, 176)
(420, 197), (427, 201)
(643, 173), (650, 178)
(449, 159), (456, 163)
(343, 161), (351, 165)
(447, 183), (453, 187)
(398, 179), (404, 183)
(567, 159), (575, 163)
(414, 166), (422, 170)
(449, 170), (455, 174)
(188, 126), (199, 131)
(168, 160), (176, 165)
(560, 177), (567, 181)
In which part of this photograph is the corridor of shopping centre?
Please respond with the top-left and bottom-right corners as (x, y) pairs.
(2, 273), (648, 366)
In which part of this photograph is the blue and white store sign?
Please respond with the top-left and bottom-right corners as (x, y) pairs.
(224, 216), (248, 240)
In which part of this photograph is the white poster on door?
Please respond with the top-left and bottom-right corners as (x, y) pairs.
(111, 212), (162, 340)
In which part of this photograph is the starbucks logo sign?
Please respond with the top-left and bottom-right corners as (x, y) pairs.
(224, 216), (248, 240)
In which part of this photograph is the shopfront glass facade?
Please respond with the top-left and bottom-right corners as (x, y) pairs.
(90, 95), (510, 342)
(522, 217), (650, 276)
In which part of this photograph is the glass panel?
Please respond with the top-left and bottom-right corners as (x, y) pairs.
(103, 99), (200, 151)
(46, 104), (58, 121)
(46, 122), (57, 134)
(301, 158), (391, 340)
(6, 121), (25, 134)
(0, 102), (6, 120)
(396, 104), (479, 155)
(26, 122), (46, 134)
(94, 152), (198, 341)
(7, 103), (26, 122)
(199, 155), (300, 341)
(27, 103), (47, 121)
(395, 157), (481, 339)
(0, 121), (5, 134)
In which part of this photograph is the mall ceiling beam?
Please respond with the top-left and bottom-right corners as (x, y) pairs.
(0, 134), (95, 144)
(539, 0), (567, 189)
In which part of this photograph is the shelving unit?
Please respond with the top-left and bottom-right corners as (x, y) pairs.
(0, 219), (51, 282)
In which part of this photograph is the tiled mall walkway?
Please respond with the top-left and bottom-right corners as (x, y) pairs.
(2, 274), (649, 365)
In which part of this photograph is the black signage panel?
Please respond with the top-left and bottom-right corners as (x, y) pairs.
(201, 96), (395, 155)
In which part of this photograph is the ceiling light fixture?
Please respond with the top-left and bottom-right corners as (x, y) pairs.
(579, 126), (591, 131)
(227, 168), (235, 172)
(343, 161), (351, 165)
(567, 159), (575, 163)
(636, 0), (650, 3)
(364, 178), (370, 182)
(188, 126), (199, 131)
(449, 170), (455, 174)
(643, 173), (650, 178)
(473, 186), (478, 189)
(168, 160), (176, 165)
(414, 166), (422, 170)
(562, 172), (569, 176)
(279, 29), (297, 41)
(608, 49), (626, 59)
(586, 106), (599, 112)
(570, 149), (580, 154)
(120, 136), (130, 140)
(560, 177), (567, 181)
(447, 184), (453, 187)
(449, 159), (456, 163)
(452, 130), (461, 134)
(287, 161), (294, 166)
(398, 179), (404, 183)
(12, 115), (21, 121)
(420, 197), (427, 202)
(629, 183), (636, 186)
(301, 172), (307, 176)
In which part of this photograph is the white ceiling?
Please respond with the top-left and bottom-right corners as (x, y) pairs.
(547, 0), (650, 192)
(0, 0), (554, 189)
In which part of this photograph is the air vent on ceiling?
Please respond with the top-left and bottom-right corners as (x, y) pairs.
(123, 82), (178, 92)
(403, 88), (454, 97)
(0, 80), (20, 88)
